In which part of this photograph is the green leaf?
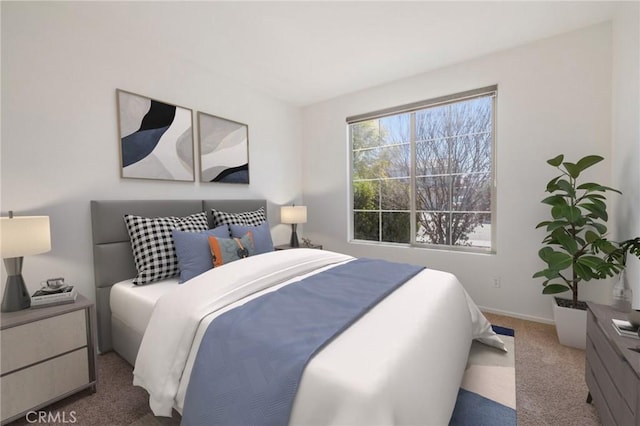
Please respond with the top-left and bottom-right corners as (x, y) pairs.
(592, 222), (607, 234)
(576, 182), (621, 194)
(560, 205), (582, 223)
(547, 155), (564, 167)
(575, 155), (604, 172)
(574, 262), (594, 281)
(532, 270), (547, 279)
(546, 221), (570, 232)
(585, 230), (600, 243)
(554, 231), (578, 255)
(547, 251), (573, 270)
(583, 193), (606, 201)
(577, 182), (602, 191)
(556, 179), (576, 198)
(551, 205), (564, 219)
(585, 198), (606, 210)
(533, 269), (560, 280)
(538, 247), (554, 263)
(563, 162), (580, 178)
(577, 255), (605, 270)
(535, 220), (551, 229)
(546, 176), (560, 192)
(581, 203), (608, 221)
(541, 195), (567, 206)
(602, 185), (622, 195)
(543, 283), (571, 294)
(598, 240), (617, 254)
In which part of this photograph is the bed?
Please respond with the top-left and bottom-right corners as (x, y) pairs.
(90, 199), (504, 425)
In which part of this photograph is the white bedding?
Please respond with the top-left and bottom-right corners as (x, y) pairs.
(133, 249), (503, 425)
(110, 278), (177, 335)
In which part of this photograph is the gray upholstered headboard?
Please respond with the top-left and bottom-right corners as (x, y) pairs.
(90, 199), (267, 353)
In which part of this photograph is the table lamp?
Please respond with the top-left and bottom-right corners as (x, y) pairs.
(281, 205), (307, 248)
(0, 213), (51, 312)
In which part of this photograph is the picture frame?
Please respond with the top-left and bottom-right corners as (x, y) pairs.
(116, 89), (195, 181)
(198, 111), (249, 184)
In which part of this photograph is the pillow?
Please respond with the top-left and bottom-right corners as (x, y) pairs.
(211, 207), (266, 228)
(229, 222), (274, 255)
(173, 225), (230, 283)
(124, 212), (209, 285)
(208, 232), (256, 267)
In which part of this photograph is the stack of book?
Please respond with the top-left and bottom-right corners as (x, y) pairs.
(31, 286), (78, 308)
(612, 318), (639, 339)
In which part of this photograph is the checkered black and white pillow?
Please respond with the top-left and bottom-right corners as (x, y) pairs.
(124, 212), (209, 285)
(211, 207), (266, 228)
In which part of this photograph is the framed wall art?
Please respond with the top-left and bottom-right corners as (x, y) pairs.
(117, 89), (195, 181)
(198, 111), (249, 184)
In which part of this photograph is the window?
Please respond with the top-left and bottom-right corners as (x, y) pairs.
(349, 86), (496, 252)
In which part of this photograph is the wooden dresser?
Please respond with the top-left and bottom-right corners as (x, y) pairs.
(0, 295), (97, 424)
(586, 302), (640, 425)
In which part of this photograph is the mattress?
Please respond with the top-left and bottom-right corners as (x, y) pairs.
(110, 278), (178, 336)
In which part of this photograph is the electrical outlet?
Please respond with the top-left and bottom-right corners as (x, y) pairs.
(492, 277), (501, 288)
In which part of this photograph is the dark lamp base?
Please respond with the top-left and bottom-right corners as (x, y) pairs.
(289, 224), (300, 248)
(2, 275), (31, 312)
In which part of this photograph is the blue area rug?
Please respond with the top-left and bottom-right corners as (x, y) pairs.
(449, 326), (516, 425)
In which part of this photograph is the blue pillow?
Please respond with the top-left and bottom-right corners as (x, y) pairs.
(229, 222), (274, 255)
(172, 225), (230, 283)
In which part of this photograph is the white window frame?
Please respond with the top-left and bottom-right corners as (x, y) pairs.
(348, 86), (497, 254)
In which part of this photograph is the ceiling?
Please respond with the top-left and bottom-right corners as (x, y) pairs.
(84, 1), (619, 106)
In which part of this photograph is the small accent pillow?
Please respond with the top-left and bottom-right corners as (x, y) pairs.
(229, 222), (274, 255)
(211, 207), (266, 228)
(173, 225), (230, 283)
(124, 212), (209, 285)
(208, 232), (256, 267)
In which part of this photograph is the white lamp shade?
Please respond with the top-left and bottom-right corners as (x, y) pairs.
(281, 206), (307, 224)
(0, 216), (51, 258)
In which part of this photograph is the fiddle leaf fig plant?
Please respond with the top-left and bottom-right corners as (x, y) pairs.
(533, 154), (622, 308)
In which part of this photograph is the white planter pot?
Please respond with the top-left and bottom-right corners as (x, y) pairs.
(552, 298), (587, 349)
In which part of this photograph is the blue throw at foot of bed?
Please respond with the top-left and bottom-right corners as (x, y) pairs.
(181, 258), (424, 426)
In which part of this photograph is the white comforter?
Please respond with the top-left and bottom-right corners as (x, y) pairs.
(133, 249), (503, 425)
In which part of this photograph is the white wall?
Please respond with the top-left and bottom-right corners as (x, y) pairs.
(0, 2), (303, 301)
(611, 3), (640, 308)
(301, 23), (614, 322)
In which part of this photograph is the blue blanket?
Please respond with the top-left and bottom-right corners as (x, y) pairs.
(181, 258), (424, 426)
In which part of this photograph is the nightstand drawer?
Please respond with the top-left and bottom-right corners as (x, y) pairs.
(0, 348), (89, 420)
(1, 310), (87, 375)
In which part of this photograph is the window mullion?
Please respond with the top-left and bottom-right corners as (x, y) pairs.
(378, 178), (382, 242)
(410, 112), (416, 246)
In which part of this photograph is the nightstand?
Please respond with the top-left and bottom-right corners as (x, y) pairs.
(275, 243), (323, 250)
(0, 294), (97, 425)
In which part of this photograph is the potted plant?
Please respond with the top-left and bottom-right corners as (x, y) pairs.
(533, 154), (624, 348)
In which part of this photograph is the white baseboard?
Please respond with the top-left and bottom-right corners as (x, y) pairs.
(479, 305), (555, 325)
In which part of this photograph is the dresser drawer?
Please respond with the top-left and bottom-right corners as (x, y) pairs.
(586, 356), (616, 426)
(1, 310), (87, 375)
(0, 348), (89, 421)
(587, 311), (638, 415)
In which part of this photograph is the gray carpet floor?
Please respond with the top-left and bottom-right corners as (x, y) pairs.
(484, 312), (600, 426)
(7, 313), (600, 425)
